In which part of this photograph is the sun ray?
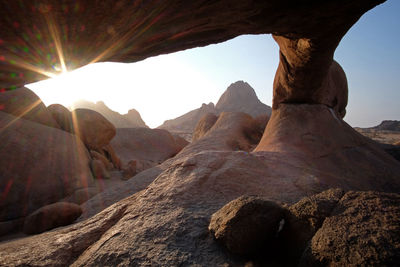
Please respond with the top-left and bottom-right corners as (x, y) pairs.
(0, 98), (42, 134)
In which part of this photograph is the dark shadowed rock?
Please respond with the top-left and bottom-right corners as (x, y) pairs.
(209, 195), (286, 256)
(47, 104), (74, 133)
(300, 191), (400, 266)
(122, 160), (137, 180)
(278, 188), (345, 264)
(0, 111), (93, 222)
(23, 202), (82, 235)
(90, 150), (114, 170)
(90, 160), (110, 179)
(72, 108), (116, 151)
(0, 87), (59, 128)
(102, 144), (122, 170)
(62, 188), (99, 205)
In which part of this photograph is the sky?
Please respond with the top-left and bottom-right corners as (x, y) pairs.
(27, 0), (400, 128)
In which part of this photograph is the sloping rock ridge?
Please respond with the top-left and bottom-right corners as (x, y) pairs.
(71, 100), (148, 128)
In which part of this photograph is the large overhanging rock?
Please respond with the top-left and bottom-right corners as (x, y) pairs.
(0, 0), (385, 94)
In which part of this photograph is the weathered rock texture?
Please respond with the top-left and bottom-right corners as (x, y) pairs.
(71, 108), (116, 151)
(23, 202), (82, 235)
(300, 191), (400, 266)
(0, 87), (59, 128)
(71, 100), (148, 128)
(209, 195), (286, 256)
(0, 111), (93, 221)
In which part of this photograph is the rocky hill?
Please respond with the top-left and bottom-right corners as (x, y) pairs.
(70, 100), (148, 128)
(369, 120), (400, 131)
(215, 81), (272, 117)
(158, 81), (271, 134)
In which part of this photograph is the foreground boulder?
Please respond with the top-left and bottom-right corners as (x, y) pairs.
(23, 202), (82, 235)
(0, 111), (93, 222)
(208, 190), (400, 266)
(72, 108), (116, 151)
(0, 87), (59, 128)
(209, 195), (286, 256)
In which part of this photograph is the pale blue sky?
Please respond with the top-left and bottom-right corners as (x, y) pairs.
(29, 0), (399, 128)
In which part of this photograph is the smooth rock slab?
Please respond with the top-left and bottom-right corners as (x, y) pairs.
(23, 202), (82, 235)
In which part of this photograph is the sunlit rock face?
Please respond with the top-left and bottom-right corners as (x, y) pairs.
(0, 0), (384, 93)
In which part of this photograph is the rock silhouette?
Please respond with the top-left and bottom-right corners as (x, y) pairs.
(71, 100), (148, 128)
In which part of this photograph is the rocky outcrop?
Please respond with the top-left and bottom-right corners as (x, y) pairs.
(47, 104), (74, 133)
(209, 195), (286, 256)
(370, 120), (400, 131)
(0, 111), (93, 222)
(300, 191), (400, 266)
(71, 108), (116, 151)
(0, 87), (59, 128)
(110, 127), (188, 166)
(215, 81), (272, 117)
(159, 82), (271, 135)
(71, 100), (148, 128)
(23, 202), (82, 235)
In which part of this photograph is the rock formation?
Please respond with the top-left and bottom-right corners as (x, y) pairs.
(158, 81), (271, 135)
(215, 81), (272, 117)
(23, 202), (82, 235)
(71, 100), (148, 128)
(0, 0), (398, 266)
(209, 195), (286, 256)
(47, 104), (74, 133)
(0, 111), (93, 222)
(0, 87), (59, 128)
(369, 120), (400, 131)
(71, 108), (116, 151)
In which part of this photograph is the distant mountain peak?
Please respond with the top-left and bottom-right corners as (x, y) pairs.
(158, 81), (271, 133)
(215, 80), (271, 117)
(69, 100), (148, 128)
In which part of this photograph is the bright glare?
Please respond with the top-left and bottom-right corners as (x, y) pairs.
(27, 55), (221, 128)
